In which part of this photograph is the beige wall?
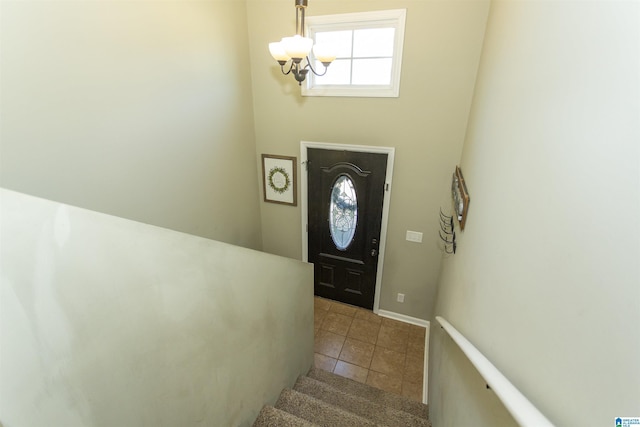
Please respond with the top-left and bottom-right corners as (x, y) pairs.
(429, 1), (640, 426)
(0, 0), (262, 249)
(1, 189), (314, 427)
(247, 0), (489, 319)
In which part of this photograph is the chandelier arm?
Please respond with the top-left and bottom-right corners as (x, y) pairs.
(280, 61), (295, 76)
(304, 56), (330, 77)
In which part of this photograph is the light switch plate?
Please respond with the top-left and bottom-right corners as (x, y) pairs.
(406, 230), (423, 243)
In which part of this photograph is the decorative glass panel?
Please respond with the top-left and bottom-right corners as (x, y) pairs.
(329, 175), (358, 250)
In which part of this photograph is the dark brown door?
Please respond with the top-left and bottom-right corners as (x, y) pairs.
(307, 148), (387, 310)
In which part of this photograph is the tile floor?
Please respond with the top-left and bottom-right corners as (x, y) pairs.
(313, 296), (427, 402)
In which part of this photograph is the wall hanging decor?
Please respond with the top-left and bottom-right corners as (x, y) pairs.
(439, 208), (456, 254)
(262, 154), (297, 206)
(452, 166), (470, 230)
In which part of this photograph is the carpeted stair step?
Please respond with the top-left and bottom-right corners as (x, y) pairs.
(294, 375), (432, 427)
(275, 388), (377, 427)
(307, 367), (429, 420)
(252, 405), (319, 427)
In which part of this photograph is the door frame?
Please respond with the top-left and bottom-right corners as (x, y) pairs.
(300, 141), (395, 314)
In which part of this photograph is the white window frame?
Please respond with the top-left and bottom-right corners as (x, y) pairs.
(302, 9), (407, 98)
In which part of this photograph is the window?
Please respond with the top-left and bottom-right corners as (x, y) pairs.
(329, 175), (358, 250)
(303, 9), (406, 98)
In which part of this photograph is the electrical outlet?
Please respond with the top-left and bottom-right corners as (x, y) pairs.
(397, 293), (405, 303)
(406, 230), (423, 243)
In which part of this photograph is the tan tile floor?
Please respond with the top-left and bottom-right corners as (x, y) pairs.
(313, 296), (427, 402)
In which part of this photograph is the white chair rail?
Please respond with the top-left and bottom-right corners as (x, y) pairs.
(435, 316), (554, 427)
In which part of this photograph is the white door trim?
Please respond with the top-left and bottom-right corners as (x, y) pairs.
(300, 141), (395, 314)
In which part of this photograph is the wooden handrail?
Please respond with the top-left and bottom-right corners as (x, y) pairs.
(436, 316), (554, 427)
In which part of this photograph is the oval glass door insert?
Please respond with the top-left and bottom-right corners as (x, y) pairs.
(329, 175), (358, 250)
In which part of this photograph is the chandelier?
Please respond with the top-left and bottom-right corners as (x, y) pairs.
(268, 0), (336, 85)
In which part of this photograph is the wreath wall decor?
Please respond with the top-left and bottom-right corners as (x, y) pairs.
(262, 154), (297, 206)
(268, 166), (291, 194)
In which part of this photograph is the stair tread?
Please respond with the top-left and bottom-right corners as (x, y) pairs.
(252, 405), (319, 427)
(276, 388), (377, 427)
(307, 367), (429, 420)
(295, 375), (431, 427)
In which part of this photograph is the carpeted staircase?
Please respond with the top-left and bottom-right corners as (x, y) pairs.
(253, 367), (431, 426)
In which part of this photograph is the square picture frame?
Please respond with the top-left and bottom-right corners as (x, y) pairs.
(452, 166), (470, 230)
(262, 154), (297, 206)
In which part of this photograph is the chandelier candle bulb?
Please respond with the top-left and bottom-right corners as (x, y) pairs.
(282, 35), (314, 60)
(312, 44), (337, 64)
(269, 42), (291, 63)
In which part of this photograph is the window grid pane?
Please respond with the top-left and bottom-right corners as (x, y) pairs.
(313, 27), (396, 86)
(352, 58), (393, 85)
(315, 30), (353, 58)
(314, 58), (351, 85)
(353, 28), (395, 58)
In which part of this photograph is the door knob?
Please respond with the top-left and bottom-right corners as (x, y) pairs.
(371, 249), (378, 257)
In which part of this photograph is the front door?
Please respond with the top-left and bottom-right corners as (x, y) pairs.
(307, 148), (387, 310)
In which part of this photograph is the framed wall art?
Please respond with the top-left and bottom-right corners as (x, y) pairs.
(262, 154), (297, 206)
(452, 166), (470, 230)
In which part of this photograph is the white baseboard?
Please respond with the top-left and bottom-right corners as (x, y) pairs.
(376, 309), (430, 328)
(423, 323), (430, 405)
